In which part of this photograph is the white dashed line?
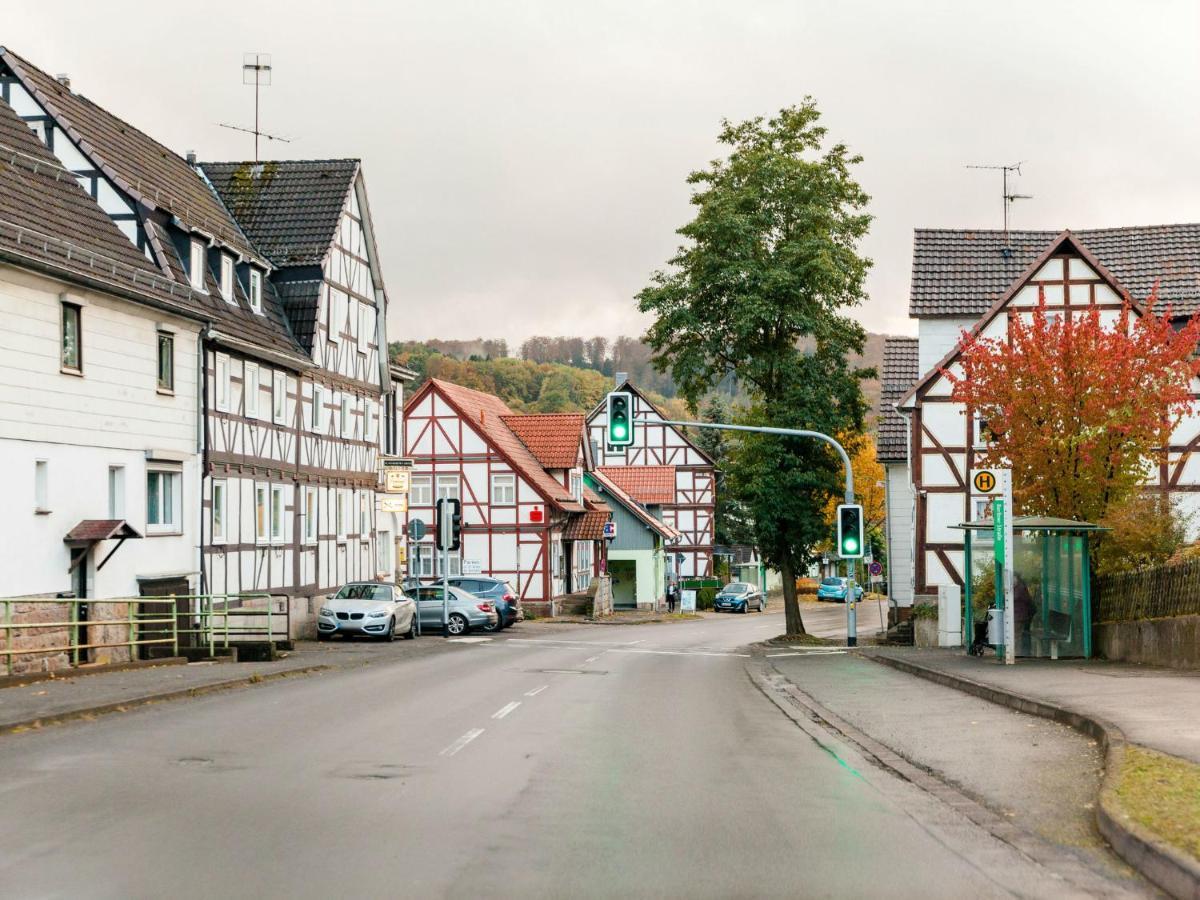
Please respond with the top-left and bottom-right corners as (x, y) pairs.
(525, 685), (549, 697)
(492, 701), (521, 720)
(584, 655), (600, 663)
(440, 728), (485, 757)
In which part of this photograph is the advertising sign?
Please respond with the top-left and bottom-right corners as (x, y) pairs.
(680, 589), (697, 612)
(380, 495), (407, 514)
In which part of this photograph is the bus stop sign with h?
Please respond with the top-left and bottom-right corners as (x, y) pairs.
(973, 468), (1015, 665)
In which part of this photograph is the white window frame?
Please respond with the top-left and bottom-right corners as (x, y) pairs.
(34, 459), (49, 513)
(378, 530), (392, 578)
(108, 465), (125, 519)
(357, 304), (370, 354)
(272, 370), (287, 425)
(359, 492), (369, 538)
(569, 469), (582, 503)
(188, 239), (207, 292)
(491, 473), (516, 506)
(215, 353), (231, 412)
(410, 475), (432, 506)
(336, 489), (347, 541)
(436, 474), (460, 501)
(413, 544), (436, 578)
(146, 468), (182, 535)
(156, 331), (174, 394)
(365, 400), (378, 443)
(219, 254), (234, 302)
(212, 479), (227, 544)
(248, 268), (263, 314)
(270, 484), (286, 544)
(311, 384), (325, 433)
(340, 394), (353, 439)
(244, 363), (259, 419)
(303, 487), (317, 544)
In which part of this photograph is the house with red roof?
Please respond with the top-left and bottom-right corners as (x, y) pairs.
(403, 379), (609, 614)
(587, 469), (681, 610)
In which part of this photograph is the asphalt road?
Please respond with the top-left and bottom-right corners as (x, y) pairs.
(0, 605), (1131, 899)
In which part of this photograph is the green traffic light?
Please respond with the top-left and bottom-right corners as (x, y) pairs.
(612, 423), (627, 439)
(843, 537), (859, 554)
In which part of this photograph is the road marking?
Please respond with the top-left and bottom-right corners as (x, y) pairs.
(504, 638), (647, 647)
(609, 648), (750, 658)
(491, 702), (521, 720)
(447, 636), (492, 644)
(524, 685), (549, 697)
(584, 655), (600, 663)
(440, 728), (484, 757)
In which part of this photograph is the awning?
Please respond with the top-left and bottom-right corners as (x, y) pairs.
(64, 519), (143, 571)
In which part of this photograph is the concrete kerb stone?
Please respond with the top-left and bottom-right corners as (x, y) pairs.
(0, 655), (191, 690)
(868, 651), (1200, 900)
(0, 664), (331, 738)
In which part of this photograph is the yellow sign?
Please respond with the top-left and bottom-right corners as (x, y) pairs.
(385, 467), (411, 494)
(973, 470), (996, 494)
(397, 544), (407, 564)
(380, 495), (407, 514)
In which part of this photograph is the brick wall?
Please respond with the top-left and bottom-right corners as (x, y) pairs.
(0, 598), (133, 676)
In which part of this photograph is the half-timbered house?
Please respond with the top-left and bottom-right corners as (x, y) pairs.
(585, 380), (716, 578)
(888, 226), (1200, 606)
(403, 380), (607, 615)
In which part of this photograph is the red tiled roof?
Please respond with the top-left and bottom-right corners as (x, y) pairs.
(419, 380), (584, 513)
(588, 471), (681, 542)
(501, 414), (585, 469)
(63, 520), (142, 543)
(596, 466), (676, 505)
(563, 510), (609, 541)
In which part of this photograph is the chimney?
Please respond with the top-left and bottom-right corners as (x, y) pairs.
(615, 371), (628, 388)
(55, 73), (71, 91)
(186, 150), (197, 166)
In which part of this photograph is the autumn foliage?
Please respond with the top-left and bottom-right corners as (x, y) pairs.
(946, 288), (1200, 525)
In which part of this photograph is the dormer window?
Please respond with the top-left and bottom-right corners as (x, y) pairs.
(219, 254), (235, 302)
(188, 239), (207, 292)
(248, 269), (263, 314)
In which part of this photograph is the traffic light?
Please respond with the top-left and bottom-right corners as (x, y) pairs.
(836, 504), (863, 559)
(606, 391), (634, 447)
(436, 498), (462, 551)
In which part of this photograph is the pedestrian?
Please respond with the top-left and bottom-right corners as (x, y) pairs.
(666, 582), (678, 613)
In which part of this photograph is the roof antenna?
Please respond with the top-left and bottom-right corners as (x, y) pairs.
(217, 53), (291, 161)
(966, 162), (1032, 254)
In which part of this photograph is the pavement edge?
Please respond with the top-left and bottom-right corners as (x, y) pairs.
(868, 652), (1200, 900)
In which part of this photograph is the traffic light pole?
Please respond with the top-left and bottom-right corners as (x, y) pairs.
(652, 419), (859, 646)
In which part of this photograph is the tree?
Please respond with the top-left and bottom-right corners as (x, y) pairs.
(637, 101), (873, 636)
(947, 290), (1200, 531)
(585, 336), (608, 371)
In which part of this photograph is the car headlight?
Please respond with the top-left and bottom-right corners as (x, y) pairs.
(319, 607), (334, 617)
(367, 610), (389, 618)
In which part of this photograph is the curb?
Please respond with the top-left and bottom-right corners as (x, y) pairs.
(0, 664), (331, 737)
(0, 656), (190, 690)
(869, 652), (1200, 900)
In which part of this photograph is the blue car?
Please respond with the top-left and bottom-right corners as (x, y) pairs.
(713, 582), (765, 613)
(816, 577), (864, 602)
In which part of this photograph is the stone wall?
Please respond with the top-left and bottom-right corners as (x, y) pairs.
(592, 576), (613, 618)
(1095, 614), (1200, 670)
(0, 599), (138, 675)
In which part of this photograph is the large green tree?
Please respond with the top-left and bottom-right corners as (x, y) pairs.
(637, 102), (873, 635)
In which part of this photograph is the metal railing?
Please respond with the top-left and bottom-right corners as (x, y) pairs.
(1095, 558), (1200, 623)
(179, 594), (288, 657)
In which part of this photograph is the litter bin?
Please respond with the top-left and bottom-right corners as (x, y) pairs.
(986, 607), (1005, 646)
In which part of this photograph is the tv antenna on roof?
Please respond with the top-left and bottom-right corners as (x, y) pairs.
(966, 162), (1032, 249)
(217, 52), (290, 161)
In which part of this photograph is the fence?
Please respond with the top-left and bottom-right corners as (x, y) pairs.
(1094, 558), (1200, 623)
(0, 594), (287, 676)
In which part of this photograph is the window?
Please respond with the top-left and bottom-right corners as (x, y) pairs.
(348, 298), (359, 342)
(34, 460), (49, 512)
(270, 485), (285, 543)
(212, 480), (227, 543)
(436, 474), (459, 501)
(147, 469), (181, 533)
(378, 530), (392, 578)
(569, 470), (582, 503)
(272, 370), (287, 424)
(244, 363), (259, 419)
(410, 475), (432, 506)
(310, 385), (326, 432)
(341, 394), (353, 439)
(108, 465), (125, 518)
(491, 473), (515, 505)
(215, 354), (231, 412)
(365, 401), (378, 443)
(219, 254), (234, 302)
(336, 490), (347, 540)
(248, 269), (263, 314)
(303, 487), (317, 543)
(156, 331), (174, 393)
(61, 301), (81, 372)
(415, 544), (460, 577)
(255, 484), (269, 543)
(359, 492), (369, 537)
(357, 304), (371, 354)
(188, 239), (206, 292)
(551, 541), (564, 578)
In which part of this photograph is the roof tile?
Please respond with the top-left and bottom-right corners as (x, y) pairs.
(502, 414), (585, 468)
(877, 337), (918, 463)
(596, 466), (675, 505)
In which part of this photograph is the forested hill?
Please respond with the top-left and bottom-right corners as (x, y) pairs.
(389, 331), (895, 424)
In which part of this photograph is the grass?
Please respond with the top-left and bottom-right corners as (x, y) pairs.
(1114, 745), (1200, 861)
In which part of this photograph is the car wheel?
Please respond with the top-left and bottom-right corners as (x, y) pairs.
(447, 613), (468, 635)
(403, 615), (416, 640)
(758, 601), (765, 613)
(482, 613), (503, 633)
(383, 617), (396, 642)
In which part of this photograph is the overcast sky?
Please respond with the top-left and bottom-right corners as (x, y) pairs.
(7, 1), (1200, 346)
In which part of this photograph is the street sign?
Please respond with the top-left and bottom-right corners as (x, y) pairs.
(974, 467), (1016, 664)
(407, 518), (426, 541)
(602, 520), (616, 540)
(972, 469), (1003, 495)
(384, 465), (411, 494)
(462, 559), (482, 575)
(868, 561), (883, 577)
(380, 495), (407, 514)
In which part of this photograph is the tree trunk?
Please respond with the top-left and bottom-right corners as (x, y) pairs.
(780, 555), (807, 636)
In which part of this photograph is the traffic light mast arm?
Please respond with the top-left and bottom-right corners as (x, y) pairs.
(651, 419), (854, 503)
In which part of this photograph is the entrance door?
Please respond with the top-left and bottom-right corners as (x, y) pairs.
(138, 577), (190, 659)
(609, 560), (637, 609)
(71, 548), (90, 663)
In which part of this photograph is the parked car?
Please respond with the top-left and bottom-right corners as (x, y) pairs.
(443, 577), (520, 631)
(816, 577), (864, 603)
(411, 584), (498, 635)
(318, 582), (416, 641)
(713, 582), (765, 614)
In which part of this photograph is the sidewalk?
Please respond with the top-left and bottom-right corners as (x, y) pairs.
(868, 647), (1200, 765)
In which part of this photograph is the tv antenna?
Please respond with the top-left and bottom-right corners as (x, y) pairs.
(967, 162), (1032, 247)
(217, 53), (290, 161)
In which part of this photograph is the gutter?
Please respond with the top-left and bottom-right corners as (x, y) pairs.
(205, 328), (315, 372)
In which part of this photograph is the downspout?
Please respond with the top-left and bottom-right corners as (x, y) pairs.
(197, 324), (212, 596)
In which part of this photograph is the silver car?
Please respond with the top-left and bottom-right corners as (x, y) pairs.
(318, 582), (416, 641)
(412, 584), (498, 635)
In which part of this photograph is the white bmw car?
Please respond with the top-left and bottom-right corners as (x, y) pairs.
(318, 582), (416, 641)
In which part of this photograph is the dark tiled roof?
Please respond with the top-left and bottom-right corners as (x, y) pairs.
(910, 226), (1200, 317)
(501, 414), (585, 468)
(200, 160), (359, 266)
(64, 519), (141, 542)
(877, 337), (918, 463)
(274, 278), (323, 352)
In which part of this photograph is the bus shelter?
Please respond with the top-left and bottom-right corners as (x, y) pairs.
(957, 516), (1105, 660)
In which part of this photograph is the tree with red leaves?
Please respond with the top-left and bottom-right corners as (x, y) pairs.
(946, 288), (1200, 525)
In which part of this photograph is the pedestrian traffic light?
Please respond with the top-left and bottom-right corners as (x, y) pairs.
(836, 504), (863, 559)
(436, 498), (462, 551)
(606, 391), (634, 447)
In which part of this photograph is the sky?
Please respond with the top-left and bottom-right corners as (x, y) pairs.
(6, 1), (1200, 347)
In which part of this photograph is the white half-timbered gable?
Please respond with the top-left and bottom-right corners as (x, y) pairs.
(890, 227), (1200, 602)
(586, 381), (716, 578)
(403, 380), (605, 611)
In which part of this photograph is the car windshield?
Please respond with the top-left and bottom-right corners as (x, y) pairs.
(335, 584), (392, 601)
(821, 578), (844, 586)
(724, 584), (748, 594)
